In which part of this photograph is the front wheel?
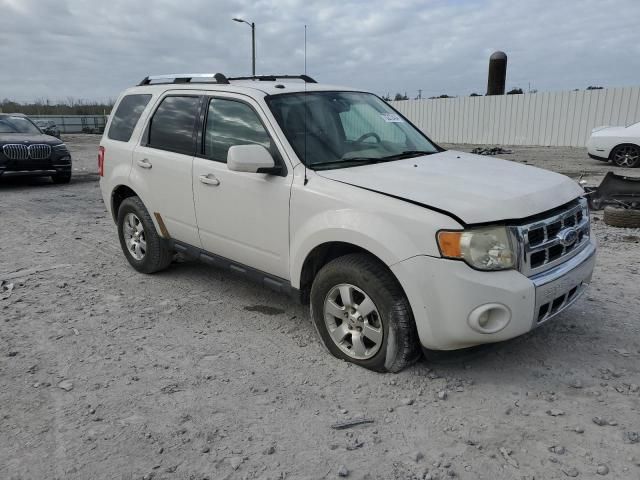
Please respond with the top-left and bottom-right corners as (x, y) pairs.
(611, 144), (640, 168)
(117, 196), (172, 273)
(310, 253), (420, 372)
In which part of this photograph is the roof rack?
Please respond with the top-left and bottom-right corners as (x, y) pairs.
(137, 73), (317, 86)
(227, 74), (317, 83)
(138, 73), (230, 86)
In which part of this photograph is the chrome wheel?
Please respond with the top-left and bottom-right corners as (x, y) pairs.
(612, 145), (640, 167)
(323, 283), (383, 360)
(123, 213), (146, 260)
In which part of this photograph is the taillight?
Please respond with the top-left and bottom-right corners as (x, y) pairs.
(98, 146), (105, 176)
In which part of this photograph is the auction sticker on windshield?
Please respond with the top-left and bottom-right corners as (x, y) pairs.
(380, 113), (404, 122)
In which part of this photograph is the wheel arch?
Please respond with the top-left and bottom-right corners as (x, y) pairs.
(111, 184), (140, 222)
(295, 241), (409, 306)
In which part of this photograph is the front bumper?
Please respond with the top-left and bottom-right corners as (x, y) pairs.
(0, 153), (71, 178)
(391, 238), (596, 350)
(586, 137), (611, 160)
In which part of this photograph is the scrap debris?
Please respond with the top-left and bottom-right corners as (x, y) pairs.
(1, 280), (14, 300)
(330, 417), (375, 430)
(471, 146), (513, 155)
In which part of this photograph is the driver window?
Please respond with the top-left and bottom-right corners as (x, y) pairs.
(204, 98), (271, 163)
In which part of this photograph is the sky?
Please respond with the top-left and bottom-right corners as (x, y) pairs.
(1, 0), (639, 102)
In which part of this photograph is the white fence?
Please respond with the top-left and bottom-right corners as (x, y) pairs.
(391, 86), (640, 147)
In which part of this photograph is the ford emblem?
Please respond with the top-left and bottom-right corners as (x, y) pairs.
(557, 227), (578, 247)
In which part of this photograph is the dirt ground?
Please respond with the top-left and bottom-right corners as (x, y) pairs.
(1, 136), (639, 480)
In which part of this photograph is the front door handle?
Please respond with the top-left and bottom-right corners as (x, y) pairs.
(199, 174), (220, 186)
(136, 158), (152, 169)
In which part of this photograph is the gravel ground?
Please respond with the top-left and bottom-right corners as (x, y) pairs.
(1, 136), (639, 480)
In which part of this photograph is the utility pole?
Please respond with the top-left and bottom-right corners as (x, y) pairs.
(233, 18), (256, 76)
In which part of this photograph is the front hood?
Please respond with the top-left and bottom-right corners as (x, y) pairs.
(316, 150), (583, 224)
(0, 133), (61, 145)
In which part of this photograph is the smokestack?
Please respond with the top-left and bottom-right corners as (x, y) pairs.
(487, 51), (507, 95)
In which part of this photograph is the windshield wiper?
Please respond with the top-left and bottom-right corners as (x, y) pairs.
(308, 158), (384, 170)
(308, 151), (435, 170)
(378, 150), (434, 161)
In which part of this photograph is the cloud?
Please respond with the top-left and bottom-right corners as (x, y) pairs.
(0, 0), (639, 101)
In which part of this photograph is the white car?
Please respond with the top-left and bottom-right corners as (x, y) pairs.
(99, 73), (596, 372)
(587, 121), (640, 168)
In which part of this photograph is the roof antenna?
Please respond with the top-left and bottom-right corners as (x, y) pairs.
(303, 24), (309, 186)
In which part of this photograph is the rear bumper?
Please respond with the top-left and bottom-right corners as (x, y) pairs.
(588, 153), (609, 161)
(391, 238), (596, 350)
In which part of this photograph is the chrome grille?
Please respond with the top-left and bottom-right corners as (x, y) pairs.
(2, 144), (29, 160)
(28, 144), (51, 160)
(513, 198), (590, 277)
(2, 144), (51, 160)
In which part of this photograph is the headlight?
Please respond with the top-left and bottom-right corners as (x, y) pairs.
(52, 143), (67, 150)
(437, 226), (515, 271)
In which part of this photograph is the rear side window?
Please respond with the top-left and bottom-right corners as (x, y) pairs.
(107, 94), (151, 142)
(147, 96), (201, 155)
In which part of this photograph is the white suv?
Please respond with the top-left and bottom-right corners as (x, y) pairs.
(99, 73), (596, 372)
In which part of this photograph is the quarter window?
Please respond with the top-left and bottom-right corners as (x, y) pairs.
(204, 99), (271, 162)
(148, 96), (201, 155)
(108, 94), (152, 142)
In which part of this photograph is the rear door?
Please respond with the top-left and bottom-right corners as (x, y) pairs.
(130, 92), (202, 247)
(192, 94), (293, 278)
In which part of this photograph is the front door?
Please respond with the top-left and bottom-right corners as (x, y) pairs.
(193, 95), (292, 279)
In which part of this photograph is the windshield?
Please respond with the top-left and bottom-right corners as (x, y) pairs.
(267, 91), (438, 169)
(0, 116), (41, 134)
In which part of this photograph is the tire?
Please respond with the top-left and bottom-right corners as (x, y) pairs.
(51, 171), (71, 184)
(117, 196), (172, 273)
(603, 206), (640, 228)
(310, 253), (420, 372)
(611, 144), (640, 168)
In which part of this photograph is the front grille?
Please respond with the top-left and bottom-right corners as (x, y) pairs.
(28, 144), (51, 160)
(2, 144), (51, 160)
(514, 198), (590, 276)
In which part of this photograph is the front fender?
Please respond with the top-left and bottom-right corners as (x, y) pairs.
(290, 209), (432, 288)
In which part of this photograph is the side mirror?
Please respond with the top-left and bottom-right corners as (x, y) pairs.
(227, 144), (280, 174)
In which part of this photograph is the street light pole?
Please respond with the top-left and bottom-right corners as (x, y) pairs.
(233, 18), (256, 76)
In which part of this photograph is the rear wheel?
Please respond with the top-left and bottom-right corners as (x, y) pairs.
(310, 253), (420, 372)
(611, 144), (640, 168)
(117, 196), (172, 273)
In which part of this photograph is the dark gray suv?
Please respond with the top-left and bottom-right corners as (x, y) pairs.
(0, 114), (72, 183)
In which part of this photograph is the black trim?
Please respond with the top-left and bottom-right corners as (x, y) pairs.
(588, 153), (609, 161)
(228, 74), (317, 83)
(171, 240), (298, 298)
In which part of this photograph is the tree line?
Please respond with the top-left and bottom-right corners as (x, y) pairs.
(0, 98), (114, 116)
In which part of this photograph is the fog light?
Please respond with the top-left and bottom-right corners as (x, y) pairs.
(468, 303), (511, 334)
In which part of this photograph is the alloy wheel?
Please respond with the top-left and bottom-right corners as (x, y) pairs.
(612, 145), (640, 167)
(123, 213), (146, 260)
(323, 283), (383, 360)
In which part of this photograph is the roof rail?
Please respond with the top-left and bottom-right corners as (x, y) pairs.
(137, 73), (230, 86)
(227, 74), (317, 83)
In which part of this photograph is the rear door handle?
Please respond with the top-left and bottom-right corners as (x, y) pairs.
(199, 174), (220, 186)
(136, 158), (152, 169)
